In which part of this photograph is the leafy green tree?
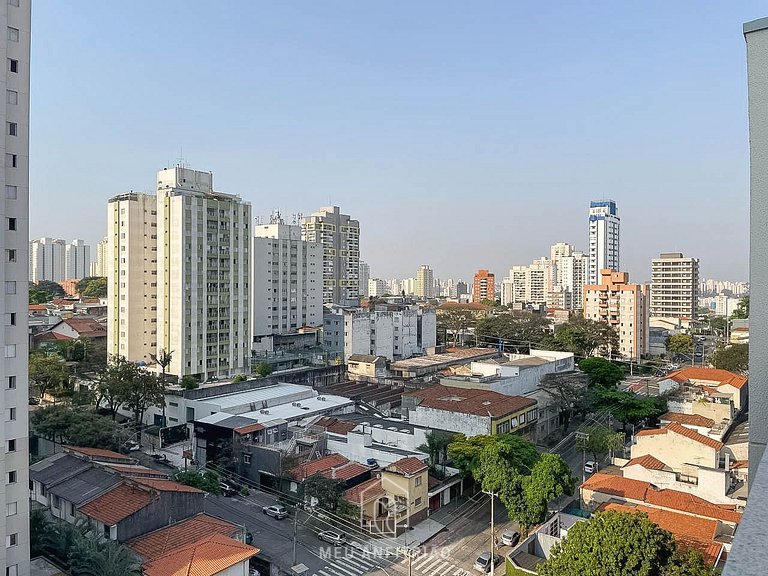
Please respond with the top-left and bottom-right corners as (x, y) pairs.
(525, 453), (575, 506)
(666, 334), (694, 356)
(437, 307), (477, 347)
(255, 362), (274, 377)
(539, 371), (589, 433)
(542, 318), (619, 358)
(97, 356), (135, 420)
(29, 287), (51, 304)
(579, 357), (625, 388)
(590, 387), (667, 430)
(31, 405), (126, 449)
(448, 434), (539, 477)
(301, 473), (345, 510)
(30, 508), (49, 558)
(181, 374), (200, 390)
(538, 511), (677, 576)
(76, 276), (108, 298)
(731, 295), (749, 320)
(576, 425), (625, 462)
(474, 312), (550, 352)
(29, 351), (69, 400)
(418, 430), (456, 475)
(662, 548), (720, 576)
(35, 280), (66, 299)
(173, 469), (221, 494)
(123, 366), (165, 427)
(709, 344), (748, 373)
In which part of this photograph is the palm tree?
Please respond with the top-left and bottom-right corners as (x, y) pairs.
(77, 539), (142, 576)
(150, 348), (173, 427)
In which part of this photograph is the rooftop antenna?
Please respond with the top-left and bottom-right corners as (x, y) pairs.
(176, 146), (189, 169)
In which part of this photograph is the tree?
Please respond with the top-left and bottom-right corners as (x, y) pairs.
(301, 473), (345, 510)
(579, 357), (624, 388)
(76, 276), (108, 298)
(731, 295), (749, 319)
(150, 348), (173, 427)
(663, 548), (720, 576)
(418, 430), (456, 475)
(123, 366), (165, 428)
(590, 387), (667, 430)
(31, 405), (126, 449)
(173, 469), (221, 494)
(539, 371), (589, 433)
(474, 312), (550, 352)
(448, 434), (539, 477)
(709, 344), (748, 373)
(666, 334), (694, 356)
(576, 425), (625, 462)
(438, 307), (477, 347)
(538, 511), (677, 576)
(255, 362), (273, 377)
(181, 374), (199, 390)
(97, 356), (135, 420)
(29, 351), (69, 400)
(542, 318), (619, 358)
(36, 280), (66, 298)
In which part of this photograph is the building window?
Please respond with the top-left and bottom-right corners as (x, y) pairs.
(415, 476), (422, 487)
(7, 122), (16, 136)
(5, 153), (17, 167)
(4, 281), (15, 294)
(415, 497), (422, 507)
(9, 0), (20, 8)
(7, 376), (15, 389)
(6, 533), (17, 547)
(4, 345), (16, 358)
(5, 185), (17, 199)
(5, 250), (16, 263)
(7, 27), (18, 42)
(6, 501), (16, 516)
(5, 313), (16, 326)
(243, 454), (251, 465)
(103, 524), (111, 539)
(6, 565), (18, 576)
(7, 471), (16, 484)
(7, 217), (16, 230)
(8, 59), (18, 73)
(51, 495), (59, 509)
(7, 408), (16, 422)
(7, 439), (15, 452)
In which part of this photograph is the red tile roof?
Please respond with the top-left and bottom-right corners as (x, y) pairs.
(65, 446), (133, 462)
(661, 412), (715, 429)
(292, 454), (349, 481)
(134, 478), (203, 493)
(343, 478), (385, 504)
(665, 423), (724, 450)
(624, 455), (668, 471)
(79, 483), (155, 525)
(103, 463), (169, 478)
(58, 317), (107, 338)
(405, 385), (536, 417)
(634, 428), (667, 438)
(582, 473), (651, 501)
(321, 462), (370, 481)
(142, 533), (259, 576)
(313, 417), (357, 435)
(731, 460), (749, 469)
(234, 422), (264, 435)
(665, 368), (747, 390)
(128, 514), (239, 561)
(387, 457), (428, 476)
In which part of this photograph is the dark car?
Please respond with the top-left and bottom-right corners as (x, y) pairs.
(220, 482), (238, 497)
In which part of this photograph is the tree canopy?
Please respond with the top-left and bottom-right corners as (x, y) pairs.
(539, 371), (589, 433)
(666, 334), (694, 356)
(29, 280), (65, 303)
(590, 387), (667, 429)
(437, 307), (478, 347)
(709, 344), (748, 373)
(576, 425), (625, 462)
(541, 318), (619, 358)
(29, 351), (69, 400)
(31, 405), (127, 450)
(731, 295), (749, 320)
(254, 362), (274, 377)
(474, 312), (550, 352)
(579, 357), (625, 388)
(173, 469), (221, 494)
(76, 276), (108, 298)
(448, 433), (539, 477)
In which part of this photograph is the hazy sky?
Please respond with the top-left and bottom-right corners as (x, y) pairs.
(30, 1), (759, 283)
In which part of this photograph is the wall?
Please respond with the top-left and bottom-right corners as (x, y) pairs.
(116, 490), (204, 542)
(326, 433), (427, 467)
(622, 464), (736, 505)
(407, 406), (489, 437)
(217, 561), (250, 576)
(632, 432), (718, 471)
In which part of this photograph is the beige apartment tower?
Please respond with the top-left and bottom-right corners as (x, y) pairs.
(415, 265), (434, 299)
(584, 269), (649, 359)
(650, 252), (700, 320)
(301, 206), (360, 305)
(0, 0), (31, 573)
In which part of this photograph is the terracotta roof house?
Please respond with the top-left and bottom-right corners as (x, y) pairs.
(661, 367), (748, 413)
(141, 533), (259, 576)
(33, 317), (107, 347)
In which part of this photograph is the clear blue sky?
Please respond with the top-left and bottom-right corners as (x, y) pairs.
(30, 1), (760, 283)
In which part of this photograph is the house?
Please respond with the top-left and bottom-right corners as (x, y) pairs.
(127, 513), (259, 576)
(344, 456), (429, 535)
(402, 384), (537, 438)
(633, 423), (724, 471)
(32, 316), (107, 347)
(388, 347), (500, 380)
(660, 368), (748, 423)
(287, 453), (371, 495)
(347, 354), (389, 381)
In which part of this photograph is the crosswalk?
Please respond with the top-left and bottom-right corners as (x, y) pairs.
(312, 547), (471, 576)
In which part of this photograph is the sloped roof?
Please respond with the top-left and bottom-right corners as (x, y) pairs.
(57, 317), (107, 338)
(141, 533), (259, 576)
(387, 456), (428, 477)
(312, 417), (357, 435)
(581, 473), (651, 501)
(405, 385), (536, 417)
(665, 368), (747, 390)
(128, 514), (239, 561)
(321, 462), (370, 481)
(65, 446), (133, 462)
(292, 454), (349, 481)
(47, 466), (121, 505)
(133, 479), (203, 493)
(624, 455), (668, 471)
(79, 483), (155, 525)
(343, 478), (385, 504)
(635, 428), (668, 438)
(347, 354), (382, 363)
(660, 412), (715, 429)
(102, 463), (169, 479)
(665, 423), (724, 450)
(30, 453), (91, 486)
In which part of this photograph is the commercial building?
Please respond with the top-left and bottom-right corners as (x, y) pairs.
(301, 206), (360, 306)
(251, 217), (321, 339)
(89, 236), (108, 277)
(64, 239), (90, 281)
(343, 305), (437, 361)
(650, 252), (700, 320)
(584, 269), (649, 359)
(414, 265), (434, 299)
(108, 167), (251, 380)
(0, 2), (30, 572)
(472, 269), (495, 303)
(588, 200), (620, 285)
(29, 237), (65, 282)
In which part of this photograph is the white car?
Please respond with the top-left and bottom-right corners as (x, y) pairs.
(262, 505), (288, 519)
(501, 529), (520, 547)
(318, 531), (347, 546)
(584, 460), (597, 474)
(473, 552), (502, 573)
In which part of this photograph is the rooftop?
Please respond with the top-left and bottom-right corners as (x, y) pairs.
(624, 455), (669, 471)
(343, 478), (385, 503)
(47, 466), (121, 505)
(665, 368), (747, 390)
(386, 456), (428, 476)
(405, 384), (536, 417)
(141, 533), (259, 576)
(291, 454), (349, 481)
(660, 412), (715, 429)
(128, 514), (239, 561)
(391, 348), (498, 371)
(65, 445), (135, 463)
(30, 453), (91, 486)
(133, 478), (203, 493)
(79, 482), (155, 525)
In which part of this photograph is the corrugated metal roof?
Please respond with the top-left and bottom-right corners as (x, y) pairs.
(48, 467), (121, 505)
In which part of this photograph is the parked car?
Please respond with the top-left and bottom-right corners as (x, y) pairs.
(584, 460), (597, 474)
(366, 458), (378, 467)
(501, 529), (520, 547)
(318, 531), (348, 546)
(262, 505), (288, 519)
(473, 552), (502, 573)
(124, 441), (141, 452)
(28, 397), (40, 406)
(220, 482), (238, 497)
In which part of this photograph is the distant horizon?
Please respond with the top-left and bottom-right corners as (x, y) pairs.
(30, 1), (757, 282)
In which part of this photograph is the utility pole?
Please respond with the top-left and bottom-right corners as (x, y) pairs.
(292, 504), (299, 565)
(482, 490), (497, 576)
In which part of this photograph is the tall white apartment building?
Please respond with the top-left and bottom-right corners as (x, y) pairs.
(28, 237), (65, 282)
(108, 168), (251, 381)
(90, 236), (107, 276)
(550, 242), (574, 286)
(359, 261), (370, 298)
(584, 269), (649, 359)
(559, 250), (588, 310)
(1, 1), (31, 573)
(301, 206), (360, 306)
(64, 239), (90, 280)
(343, 306), (437, 361)
(415, 265), (434, 299)
(156, 167), (251, 379)
(251, 219), (321, 338)
(107, 193), (158, 365)
(501, 259), (552, 306)
(368, 278), (388, 297)
(588, 200), (620, 284)
(650, 252), (700, 320)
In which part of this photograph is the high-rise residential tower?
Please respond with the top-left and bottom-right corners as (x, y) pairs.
(414, 265), (434, 299)
(359, 261), (370, 298)
(472, 269), (495, 303)
(64, 239), (90, 280)
(650, 252), (700, 320)
(1, 1), (31, 573)
(301, 206), (360, 305)
(588, 200), (620, 284)
(251, 215), (321, 338)
(90, 236), (108, 276)
(28, 237), (65, 282)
